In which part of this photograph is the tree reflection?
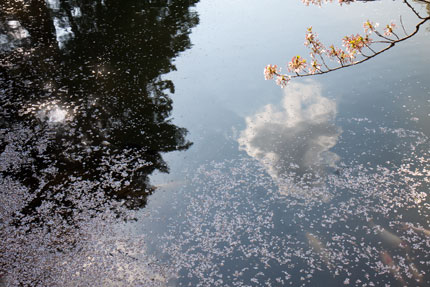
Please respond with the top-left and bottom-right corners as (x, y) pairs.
(1, 1), (197, 224)
(1, 1), (199, 284)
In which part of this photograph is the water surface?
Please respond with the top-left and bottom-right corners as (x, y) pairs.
(1, 0), (429, 286)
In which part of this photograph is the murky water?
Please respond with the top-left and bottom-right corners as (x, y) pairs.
(1, 0), (429, 286)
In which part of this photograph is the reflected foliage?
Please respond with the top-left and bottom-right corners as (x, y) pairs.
(0, 0), (197, 221)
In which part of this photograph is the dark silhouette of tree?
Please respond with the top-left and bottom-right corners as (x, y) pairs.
(1, 1), (199, 284)
(0, 0), (198, 224)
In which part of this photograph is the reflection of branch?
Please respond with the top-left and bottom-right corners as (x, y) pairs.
(265, 1), (430, 87)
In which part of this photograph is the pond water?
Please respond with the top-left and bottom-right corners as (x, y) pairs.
(1, 0), (429, 286)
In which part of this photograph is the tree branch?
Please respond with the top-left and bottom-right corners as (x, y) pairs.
(265, 1), (430, 87)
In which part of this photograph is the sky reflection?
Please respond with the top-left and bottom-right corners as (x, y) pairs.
(1, 0), (429, 286)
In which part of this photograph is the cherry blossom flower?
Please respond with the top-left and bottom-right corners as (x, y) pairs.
(288, 55), (307, 73)
(343, 34), (371, 54)
(275, 75), (291, 88)
(384, 22), (396, 36)
(305, 27), (316, 45)
(339, 50), (354, 64)
(309, 59), (321, 74)
(327, 45), (341, 58)
(327, 45), (353, 64)
(302, 0), (323, 6)
(363, 20), (379, 34)
(302, 0), (356, 6)
(264, 64), (279, 80)
(305, 27), (325, 57)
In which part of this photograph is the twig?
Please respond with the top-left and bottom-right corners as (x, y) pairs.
(318, 53), (331, 70)
(400, 15), (408, 35)
(283, 17), (429, 80)
(391, 31), (400, 40)
(404, 0), (425, 19)
(374, 31), (395, 42)
(364, 42), (377, 54)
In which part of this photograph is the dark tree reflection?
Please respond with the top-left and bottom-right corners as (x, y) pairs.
(0, 0), (197, 222)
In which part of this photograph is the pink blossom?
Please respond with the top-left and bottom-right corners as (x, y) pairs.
(288, 55), (307, 73)
(341, 50), (354, 63)
(309, 60), (321, 74)
(305, 27), (315, 45)
(264, 64), (279, 80)
(275, 75), (291, 88)
(363, 20), (379, 34)
(327, 45), (341, 58)
(342, 34), (371, 54)
(327, 45), (353, 64)
(302, 0), (323, 6)
(302, 0), (356, 6)
(384, 22), (396, 36)
(305, 27), (325, 57)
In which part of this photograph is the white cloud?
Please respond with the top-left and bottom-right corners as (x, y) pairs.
(238, 82), (341, 199)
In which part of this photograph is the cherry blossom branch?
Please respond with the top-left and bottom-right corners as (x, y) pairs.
(265, 1), (430, 88)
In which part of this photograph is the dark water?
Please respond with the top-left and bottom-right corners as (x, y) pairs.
(1, 0), (198, 285)
(1, 0), (429, 286)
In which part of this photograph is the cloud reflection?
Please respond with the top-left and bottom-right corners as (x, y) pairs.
(238, 82), (341, 198)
